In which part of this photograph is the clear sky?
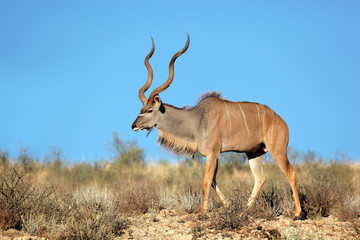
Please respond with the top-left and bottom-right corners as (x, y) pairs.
(1, 1), (359, 162)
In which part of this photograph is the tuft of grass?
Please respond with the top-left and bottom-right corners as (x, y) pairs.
(178, 186), (203, 213)
(21, 213), (43, 236)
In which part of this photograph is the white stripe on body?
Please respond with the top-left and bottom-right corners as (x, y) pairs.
(237, 103), (250, 138)
(222, 100), (232, 130)
(255, 104), (261, 137)
(271, 111), (275, 142)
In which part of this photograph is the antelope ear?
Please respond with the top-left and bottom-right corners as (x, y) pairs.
(154, 95), (165, 113)
(154, 95), (162, 103)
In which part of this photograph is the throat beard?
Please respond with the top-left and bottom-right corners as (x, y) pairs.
(157, 130), (198, 157)
(146, 126), (154, 137)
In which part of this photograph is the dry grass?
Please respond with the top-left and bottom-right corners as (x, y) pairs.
(0, 148), (359, 238)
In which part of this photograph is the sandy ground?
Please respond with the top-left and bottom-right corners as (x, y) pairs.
(1, 209), (359, 239)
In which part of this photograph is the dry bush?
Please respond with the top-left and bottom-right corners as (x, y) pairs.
(209, 185), (250, 230)
(211, 209), (250, 231)
(0, 165), (129, 239)
(53, 186), (128, 239)
(115, 180), (160, 214)
(332, 194), (360, 223)
(256, 183), (285, 219)
(293, 163), (359, 222)
(0, 166), (55, 231)
(298, 167), (349, 219)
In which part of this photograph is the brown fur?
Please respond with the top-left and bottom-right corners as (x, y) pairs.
(158, 130), (198, 157)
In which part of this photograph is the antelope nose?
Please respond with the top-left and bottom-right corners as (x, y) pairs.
(132, 123), (141, 131)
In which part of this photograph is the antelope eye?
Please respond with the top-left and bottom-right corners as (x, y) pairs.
(147, 110), (153, 113)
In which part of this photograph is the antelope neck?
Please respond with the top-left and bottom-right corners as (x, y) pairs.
(156, 104), (197, 142)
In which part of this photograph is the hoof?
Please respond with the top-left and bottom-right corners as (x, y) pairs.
(198, 213), (208, 221)
(200, 209), (207, 217)
(293, 216), (306, 221)
(223, 202), (231, 208)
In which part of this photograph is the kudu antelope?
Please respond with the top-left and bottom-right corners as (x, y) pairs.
(131, 34), (303, 220)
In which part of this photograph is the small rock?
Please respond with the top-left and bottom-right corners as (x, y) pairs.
(181, 234), (193, 240)
(121, 233), (131, 239)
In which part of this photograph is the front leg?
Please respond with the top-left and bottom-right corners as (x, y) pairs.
(201, 153), (219, 215)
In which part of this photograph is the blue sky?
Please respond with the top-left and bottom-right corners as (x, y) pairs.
(1, 1), (359, 162)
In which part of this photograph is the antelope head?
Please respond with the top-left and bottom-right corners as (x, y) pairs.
(131, 34), (190, 132)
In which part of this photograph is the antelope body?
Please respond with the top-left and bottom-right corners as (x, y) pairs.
(132, 34), (302, 219)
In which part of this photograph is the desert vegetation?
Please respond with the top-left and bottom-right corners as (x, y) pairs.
(0, 133), (359, 239)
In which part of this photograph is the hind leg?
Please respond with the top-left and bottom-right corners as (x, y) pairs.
(268, 146), (302, 218)
(245, 152), (266, 209)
